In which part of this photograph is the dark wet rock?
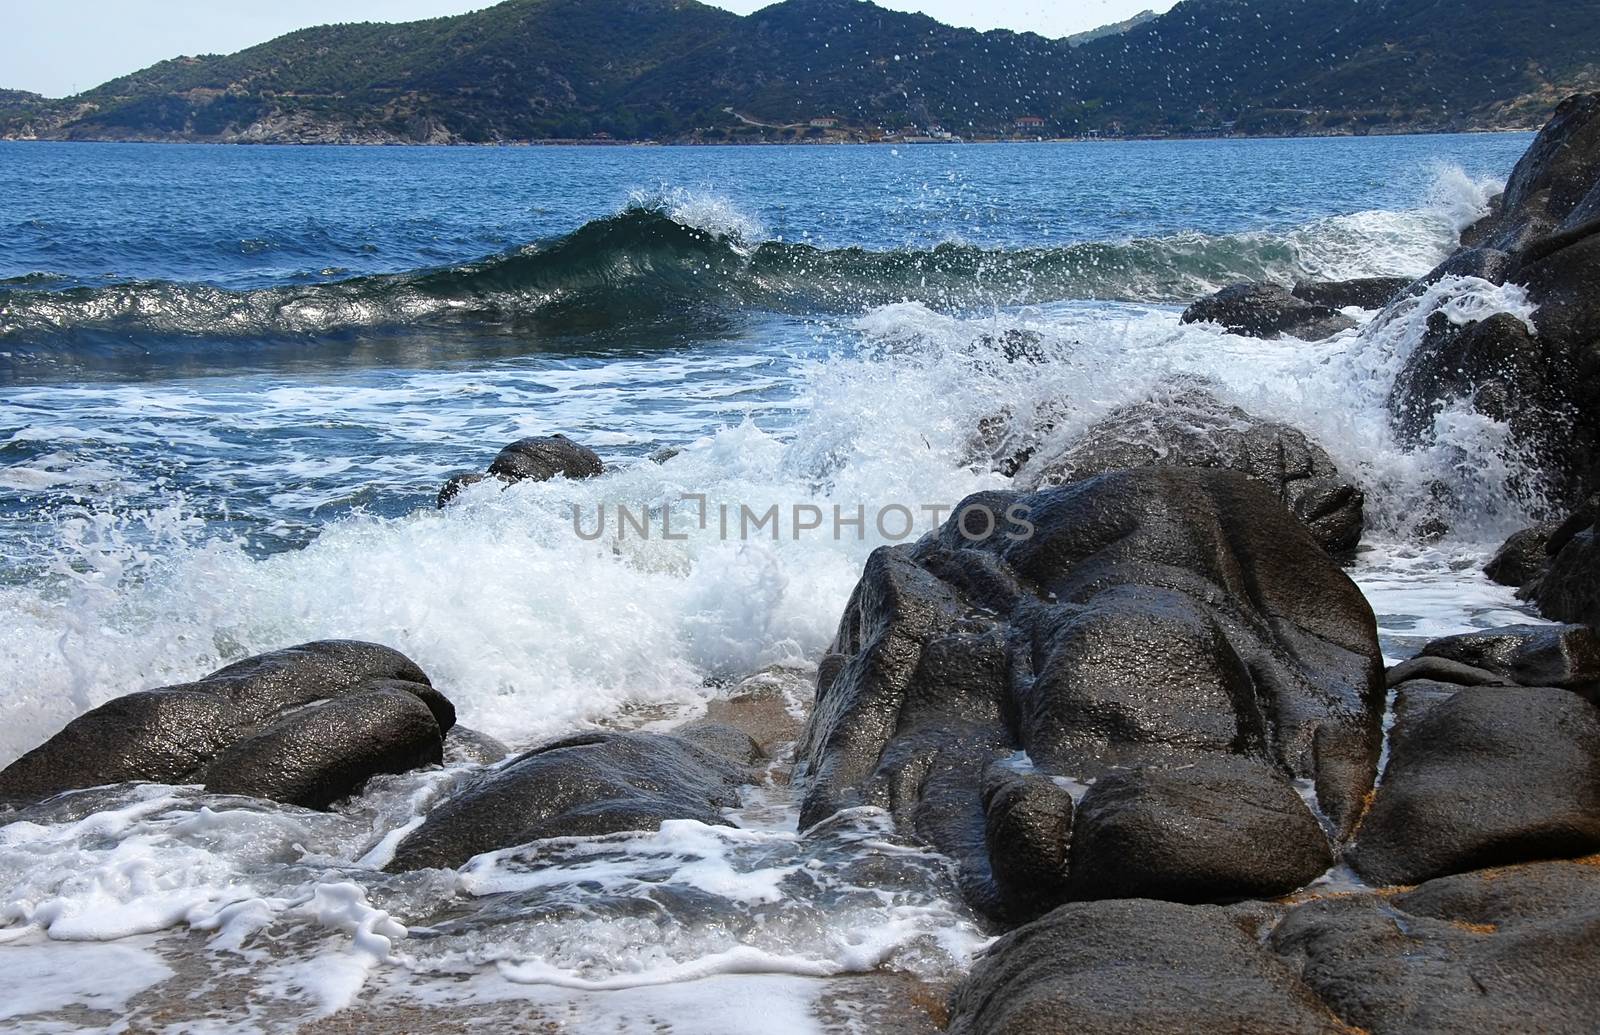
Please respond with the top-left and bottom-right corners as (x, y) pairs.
(1417, 624), (1600, 695)
(799, 467), (1383, 920)
(1292, 276), (1410, 311)
(1016, 381), (1365, 554)
(672, 719), (765, 765)
(0, 641), (452, 810)
(443, 725), (510, 766)
(982, 767), (1075, 920)
(385, 730), (749, 871)
(948, 898), (1345, 1035)
(648, 446), (682, 464)
(489, 434), (604, 483)
(1484, 520), (1558, 586)
(1350, 686), (1600, 886)
(1068, 756), (1332, 904)
(1388, 311), (1567, 452)
(1462, 93), (1600, 253)
(1383, 654), (1505, 690)
(1530, 514), (1600, 627)
(1394, 95), (1600, 507)
(436, 472), (490, 508)
(1407, 246), (1513, 291)
(437, 433), (602, 508)
(1181, 282), (1357, 340)
(1272, 860), (1600, 1034)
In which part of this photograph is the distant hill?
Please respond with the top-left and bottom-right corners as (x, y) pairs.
(1066, 9), (1157, 47)
(4, 0), (1596, 144)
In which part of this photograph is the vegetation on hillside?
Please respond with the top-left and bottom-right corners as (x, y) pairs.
(2, 0), (1594, 144)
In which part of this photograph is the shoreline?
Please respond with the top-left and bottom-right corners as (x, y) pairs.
(0, 126), (1542, 148)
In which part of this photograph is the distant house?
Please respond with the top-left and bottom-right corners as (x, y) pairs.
(1014, 116), (1046, 130)
(808, 117), (838, 128)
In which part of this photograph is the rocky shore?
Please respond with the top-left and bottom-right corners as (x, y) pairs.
(5, 94), (1600, 1033)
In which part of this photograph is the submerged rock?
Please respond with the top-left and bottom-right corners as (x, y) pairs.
(0, 641), (453, 810)
(437, 433), (603, 507)
(1291, 276), (1410, 311)
(799, 467), (1383, 921)
(1350, 686), (1600, 886)
(948, 898), (1343, 1035)
(1272, 860), (1600, 1034)
(1015, 381), (1365, 553)
(1181, 282), (1357, 340)
(385, 729), (750, 871)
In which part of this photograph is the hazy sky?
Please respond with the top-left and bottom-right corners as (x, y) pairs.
(3, 1), (1174, 98)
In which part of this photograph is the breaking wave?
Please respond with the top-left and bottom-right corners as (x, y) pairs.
(0, 177), (1480, 345)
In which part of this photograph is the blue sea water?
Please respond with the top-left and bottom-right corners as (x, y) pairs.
(0, 134), (1554, 1029)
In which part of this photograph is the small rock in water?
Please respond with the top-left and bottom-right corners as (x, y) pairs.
(385, 729), (750, 871)
(0, 640), (453, 810)
(437, 432), (603, 507)
(1180, 282), (1357, 340)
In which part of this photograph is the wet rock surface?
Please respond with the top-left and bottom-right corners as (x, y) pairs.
(1067, 755), (1332, 904)
(799, 467), (1384, 920)
(385, 729), (751, 871)
(1417, 623), (1600, 695)
(1181, 281), (1357, 340)
(1350, 685), (1600, 886)
(948, 898), (1346, 1035)
(437, 433), (603, 507)
(1399, 92), (1600, 506)
(0, 641), (453, 810)
(1015, 381), (1365, 553)
(1291, 276), (1410, 311)
(1273, 860), (1600, 1035)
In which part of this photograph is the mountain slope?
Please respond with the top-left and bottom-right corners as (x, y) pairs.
(4, 0), (1596, 143)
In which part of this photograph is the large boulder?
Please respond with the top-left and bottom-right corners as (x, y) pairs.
(948, 898), (1345, 1035)
(1015, 381), (1365, 553)
(1181, 282), (1357, 340)
(0, 641), (453, 810)
(799, 468), (1384, 921)
(1349, 685), (1600, 886)
(1272, 860), (1600, 1034)
(1461, 93), (1600, 253)
(437, 433), (603, 507)
(385, 729), (751, 871)
(1398, 94), (1600, 507)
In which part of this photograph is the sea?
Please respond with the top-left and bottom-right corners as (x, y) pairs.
(0, 134), (1551, 1031)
